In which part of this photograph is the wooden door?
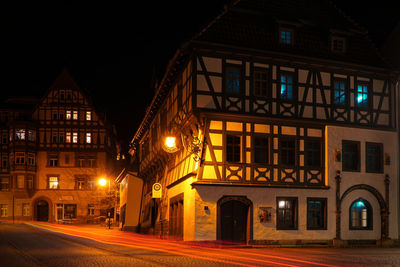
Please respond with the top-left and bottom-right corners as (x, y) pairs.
(169, 195), (184, 240)
(220, 200), (247, 243)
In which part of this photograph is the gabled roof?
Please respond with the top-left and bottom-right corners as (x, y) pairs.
(48, 68), (81, 91)
(192, 0), (388, 68)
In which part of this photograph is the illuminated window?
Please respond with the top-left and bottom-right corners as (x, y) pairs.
(279, 29), (293, 44)
(48, 176), (59, 189)
(333, 78), (346, 105)
(253, 68), (269, 97)
(27, 130), (36, 142)
(350, 199), (372, 230)
(86, 111), (91, 121)
(66, 132), (71, 143)
(280, 73), (293, 99)
(0, 204), (7, 217)
(15, 129), (25, 140)
(73, 111), (78, 120)
(22, 203), (30, 216)
(277, 197), (297, 229)
(76, 178), (85, 190)
(357, 83), (369, 107)
(253, 136), (269, 164)
(15, 152), (25, 165)
(86, 133), (91, 144)
(66, 110), (72, 120)
(226, 135), (241, 162)
(72, 132), (78, 143)
(307, 198), (327, 230)
(226, 66), (241, 93)
(88, 204), (95, 216)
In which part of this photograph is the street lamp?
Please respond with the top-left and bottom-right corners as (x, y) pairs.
(98, 177), (112, 229)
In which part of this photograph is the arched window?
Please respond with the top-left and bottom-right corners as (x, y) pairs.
(349, 198), (372, 230)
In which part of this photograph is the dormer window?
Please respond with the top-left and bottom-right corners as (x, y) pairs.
(279, 28), (293, 45)
(331, 36), (346, 53)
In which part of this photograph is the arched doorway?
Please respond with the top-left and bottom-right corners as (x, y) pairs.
(36, 200), (49, 221)
(217, 196), (252, 243)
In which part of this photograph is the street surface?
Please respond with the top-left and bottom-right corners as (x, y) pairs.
(1, 222), (400, 267)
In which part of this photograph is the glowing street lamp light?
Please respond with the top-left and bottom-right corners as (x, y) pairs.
(98, 178), (107, 187)
(98, 177), (112, 229)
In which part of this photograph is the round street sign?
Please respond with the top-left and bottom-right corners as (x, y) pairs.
(152, 183), (162, 198)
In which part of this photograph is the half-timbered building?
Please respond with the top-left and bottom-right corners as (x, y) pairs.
(0, 69), (117, 224)
(129, 0), (399, 246)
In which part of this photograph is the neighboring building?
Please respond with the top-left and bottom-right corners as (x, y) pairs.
(128, 0), (399, 246)
(116, 168), (143, 231)
(0, 69), (118, 224)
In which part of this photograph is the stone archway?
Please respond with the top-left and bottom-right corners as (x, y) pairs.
(217, 196), (253, 244)
(339, 184), (388, 240)
(33, 197), (53, 222)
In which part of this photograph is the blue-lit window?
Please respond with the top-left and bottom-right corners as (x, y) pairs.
(226, 67), (241, 93)
(350, 199), (372, 230)
(334, 79), (346, 105)
(280, 74), (293, 99)
(357, 83), (369, 107)
(280, 29), (292, 44)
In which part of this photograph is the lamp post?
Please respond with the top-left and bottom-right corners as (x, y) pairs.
(98, 177), (112, 229)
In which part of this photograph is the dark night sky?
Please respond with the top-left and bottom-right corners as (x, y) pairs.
(2, 1), (399, 147)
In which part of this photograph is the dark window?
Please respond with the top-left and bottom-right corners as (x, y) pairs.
(253, 69), (268, 97)
(331, 37), (345, 53)
(64, 204), (77, 219)
(280, 138), (295, 166)
(366, 142), (383, 173)
(357, 83), (369, 107)
(342, 140), (360, 171)
(307, 198), (327, 230)
(333, 79), (346, 105)
(350, 198), (372, 230)
(226, 135), (241, 163)
(226, 66), (241, 94)
(280, 73), (294, 99)
(26, 176), (33, 189)
(305, 140), (321, 167)
(279, 29), (293, 44)
(254, 136), (269, 164)
(277, 197), (298, 230)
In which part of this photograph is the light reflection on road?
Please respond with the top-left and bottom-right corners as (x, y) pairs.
(24, 221), (341, 267)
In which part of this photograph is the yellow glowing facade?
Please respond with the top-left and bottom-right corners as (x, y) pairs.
(129, 1), (399, 246)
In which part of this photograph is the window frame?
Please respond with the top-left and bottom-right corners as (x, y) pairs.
(342, 140), (360, 172)
(304, 139), (322, 168)
(356, 82), (370, 108)
(276, 197), (298, 230)
(307, 197), (327, 230)
(365, 142), (383, 173)
(333, 78), (347, 106)
(349, 198), (372, 230)
(331, 36), (346, 53)
(226, 134), (241, 163)
(279, 72), (295, 100)
(279, 28), (293, 45)
(253, 134), (270, 164)
(225, 64), (242, 95)
(279, 137), (296, 167)
(253, 67), (269, 98)
(48, 176), (59, 189)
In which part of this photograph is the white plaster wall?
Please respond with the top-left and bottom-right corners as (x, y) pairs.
(194, 186), (336, 241)
(326, 125), (398, 240)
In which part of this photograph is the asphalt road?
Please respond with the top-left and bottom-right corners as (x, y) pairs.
(1, 222), (400, 267)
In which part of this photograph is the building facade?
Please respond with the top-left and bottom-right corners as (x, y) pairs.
(0, 69), (117, 224)
(128, 0), (399, 245)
